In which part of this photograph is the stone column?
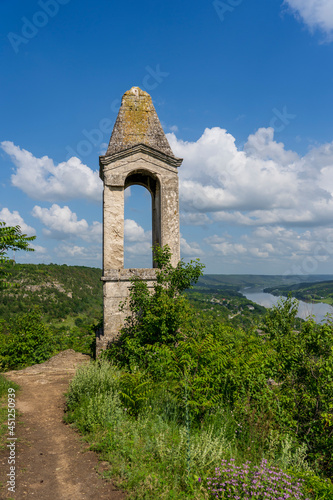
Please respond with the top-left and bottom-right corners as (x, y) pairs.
(103, 185), (124, 271)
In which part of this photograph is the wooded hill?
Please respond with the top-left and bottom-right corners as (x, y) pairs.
(1, 264), (268, 330)
(264, 280), (333, 305)
(0, 263), (103, 324)
(3, 265), (331, 331)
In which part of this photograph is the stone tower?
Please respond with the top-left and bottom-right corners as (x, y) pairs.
(97, 86), (183, 354)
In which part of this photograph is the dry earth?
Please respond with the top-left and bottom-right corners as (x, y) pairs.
(0, 350), (126, 500)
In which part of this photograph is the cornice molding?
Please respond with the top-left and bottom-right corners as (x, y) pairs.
(100, 143), (183, 169)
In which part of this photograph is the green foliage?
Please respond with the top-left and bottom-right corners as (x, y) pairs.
(265, 279), (333, 306)
(65, 359), (328, 499)
(0, 262), (102, 363)
(118, 370), (153, 417)
(107, 245), (204, 366)
(0, 222), (36, 290)
(261, 295), (333, 475)
(0, 308), (57, 370)
(0, 308), (98, 371)
(66, 359), (121, 409)
(0, 375), (19, 399)
(295, 472), (333, 500)
(61, 251), (332, 497)
(0, 263), (103, 324)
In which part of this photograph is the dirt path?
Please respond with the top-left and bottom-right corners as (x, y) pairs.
(0, 350), (126, 500)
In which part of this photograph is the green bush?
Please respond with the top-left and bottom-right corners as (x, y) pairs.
(262, 296), (333, 475)
(106, 245), (204, 368)
(0, 309), (57, 370)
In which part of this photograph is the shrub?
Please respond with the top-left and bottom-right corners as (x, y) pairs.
(0, 308), (57, 370)
(262, 297), (333, 475)
(106, 245), (204, 368)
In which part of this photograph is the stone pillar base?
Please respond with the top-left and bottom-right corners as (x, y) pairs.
(96, 268), (157, 357)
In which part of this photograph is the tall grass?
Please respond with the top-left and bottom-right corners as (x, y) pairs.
(65, 360), (327, 499)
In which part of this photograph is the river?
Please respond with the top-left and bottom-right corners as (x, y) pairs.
(241, 288), (333, 323)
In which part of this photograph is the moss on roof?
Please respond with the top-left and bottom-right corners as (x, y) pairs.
(105, 87), (175, 157)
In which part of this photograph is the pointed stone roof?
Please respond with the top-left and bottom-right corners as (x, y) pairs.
(105, 86), (177, 159)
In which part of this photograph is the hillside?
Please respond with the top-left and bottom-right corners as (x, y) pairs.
(2, 267), (330, 332)
(264, 280), (333, 305)
(197, 274), (333, 289)
(1, 265), (269, 331)
(0, 263), (103, 325)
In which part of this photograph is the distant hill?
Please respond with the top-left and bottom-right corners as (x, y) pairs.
(0, 263), (103, 324)
(197, 274), (333, 290)
(264, 280), (333, 305)
(2, 265), (332, 326)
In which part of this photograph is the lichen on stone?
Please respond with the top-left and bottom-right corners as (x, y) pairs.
(105, 86), (175, 157)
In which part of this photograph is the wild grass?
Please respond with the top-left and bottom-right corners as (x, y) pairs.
(65, 360), (329, 500)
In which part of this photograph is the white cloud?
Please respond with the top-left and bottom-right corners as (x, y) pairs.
(284, 0), (333, 37)
(1, 141), (102, 203)
(167, 127), (333, 227)
(180, 236), (204, 257)
(180, 212), (212, 226)
(99, 142), (108, 155)
(207, 224), (333, 273)
(244, 127), (299, 165)
(124, 219), (153, 260)
(124, 186), (132, 200)
(0, 208), (36, 236)
(125, 241), (152, 256)
(32, 204), (102, 242)
(31, 244), (48, 254)
(169, 125), (179, 133)
(124, 219), (151, 243)
(55, 243), (101, 262)
(168, 127), (301, 213)
(204, 235), (247, 257)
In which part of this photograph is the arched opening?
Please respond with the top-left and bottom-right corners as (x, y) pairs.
(124, 184), (151, 268)
(124, 170), (161, 268)
(123, 170), (161, 269)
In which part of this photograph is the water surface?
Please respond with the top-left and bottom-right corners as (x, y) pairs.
(241, 288), (333, 323)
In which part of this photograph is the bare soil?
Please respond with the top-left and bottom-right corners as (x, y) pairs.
(0, 350), (126, 500)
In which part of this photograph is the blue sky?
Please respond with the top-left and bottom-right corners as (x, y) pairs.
(1, 0), (333, 274)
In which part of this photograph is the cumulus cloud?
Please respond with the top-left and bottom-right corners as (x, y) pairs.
(124, 219), (151, 243)
(205, 235), (247, 257)
(167, 127), (333, 227)
(125, 241), (152, 256)
(55, 242), (101, 262)
(1, 141), (102, 203)
(180, 212), (212, 226)
(124, 219), (152, 260)
(248, 225), (333, 271)
(284, 0), (333, 37)
(32, 204), (102, 242)
(180, 236), (204, 257)
(0, 208), (36, 236)
(30, 244), (48, 254)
